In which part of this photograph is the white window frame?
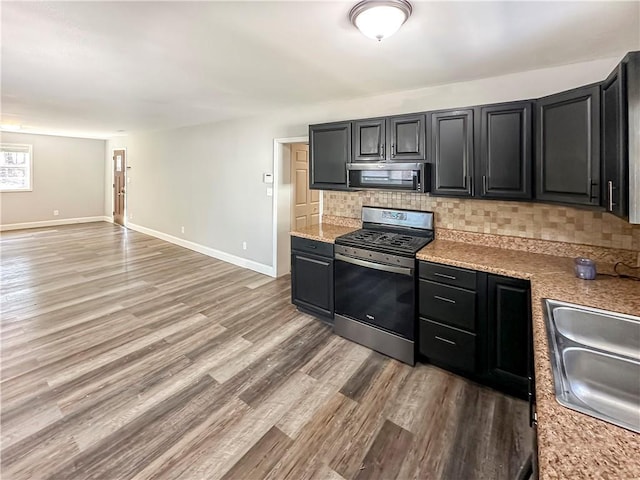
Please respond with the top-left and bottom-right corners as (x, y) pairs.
(0, 143), (33, 192)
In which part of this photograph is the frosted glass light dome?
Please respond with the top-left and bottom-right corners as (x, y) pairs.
(349, 0), (412, 41)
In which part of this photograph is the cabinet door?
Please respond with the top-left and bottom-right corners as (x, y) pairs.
(291, 251), (334, 318)
(430, 109), (474, 196)
(353, 118), (386, 161)
(309, 122), (351, 190)
(479, 102), (533, 199)
(486, 274), (530, 399)
(536, 85), (601, 206)
(602, 62), (628, 219)
(387, 114), (426, 161)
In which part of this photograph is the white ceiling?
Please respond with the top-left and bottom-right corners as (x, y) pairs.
(2, 1), (639, 138)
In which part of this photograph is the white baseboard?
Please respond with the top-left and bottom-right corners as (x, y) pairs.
(0, 216), (111, 231)
(127, 222), (276, 277)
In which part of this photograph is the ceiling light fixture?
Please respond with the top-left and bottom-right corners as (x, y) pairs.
(349, 0), (412, 42)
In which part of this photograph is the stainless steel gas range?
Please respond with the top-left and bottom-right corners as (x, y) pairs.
(333, 207), (434, 365)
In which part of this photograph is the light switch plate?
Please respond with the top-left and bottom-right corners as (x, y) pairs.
(266, 187), (273, 197)
(263, 173), (273, 184)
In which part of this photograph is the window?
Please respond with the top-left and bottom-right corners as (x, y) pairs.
(1, 144), (32, 192)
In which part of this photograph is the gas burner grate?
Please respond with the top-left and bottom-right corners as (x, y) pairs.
(335, 228), (434, 256)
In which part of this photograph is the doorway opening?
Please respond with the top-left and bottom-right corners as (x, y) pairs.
(272, 136), (316, 278)
(112, 149), (126, 226)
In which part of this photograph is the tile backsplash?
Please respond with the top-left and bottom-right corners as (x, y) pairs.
(322, 191), (640, 253)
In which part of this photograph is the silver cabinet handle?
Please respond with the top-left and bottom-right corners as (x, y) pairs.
(434, 272), (456, 280)
(391, 144), (395, 157)
(435, 336), (456, 345)
(483, 175), (487, 194)
(434, 295), (456, 304)
(381, 144), (385, 158)
(608, 181), (617, 210)
(299, 256), (329, 267)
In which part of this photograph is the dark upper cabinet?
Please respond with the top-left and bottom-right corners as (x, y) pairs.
(388, 114), (426, 161)
(430, 109), (474, 197)
(353, 114), (426, 162)
(353, 118), (386, 161)
(602, 63), (628, 218)
(601, 52), (640, 219)
(485, 274), (531, 399)
(536, 85), (601, 206)
(479, 102), (533, 200)
(309, 122), (351, 190)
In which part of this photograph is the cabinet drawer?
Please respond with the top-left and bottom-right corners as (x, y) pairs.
(419, 262), (476, 290)
(419, 319), (476, 373)
(419, 280), (476, 331)
(291, 236), (333, 258)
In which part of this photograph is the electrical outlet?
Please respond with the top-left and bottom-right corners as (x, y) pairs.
(53, 210), (59, 216)
(242, 241), (247, 250)
(181, 226), (185, 234)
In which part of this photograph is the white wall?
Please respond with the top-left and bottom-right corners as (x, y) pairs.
(1, 132), (105, 226)
(107, 56), (622, 272)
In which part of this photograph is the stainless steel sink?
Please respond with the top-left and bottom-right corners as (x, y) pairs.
(544, 299), (640, 433)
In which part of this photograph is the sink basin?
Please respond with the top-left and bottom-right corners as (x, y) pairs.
(552, 306), (640, 360)
(544, 299), (640, 433)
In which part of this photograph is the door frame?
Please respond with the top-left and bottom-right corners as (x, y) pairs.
(272, 135), (318, 278)
(110, 147), (127, 226)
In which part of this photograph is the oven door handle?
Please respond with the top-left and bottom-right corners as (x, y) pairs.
(335, 253), (413, 277)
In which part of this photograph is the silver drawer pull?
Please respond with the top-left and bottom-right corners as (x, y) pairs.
(434, 272), (456, 280)
(434, 295), (456, 304)
(435, 336), (456, 346)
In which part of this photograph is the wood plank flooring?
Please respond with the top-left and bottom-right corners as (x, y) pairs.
(0, 222), (531, 479)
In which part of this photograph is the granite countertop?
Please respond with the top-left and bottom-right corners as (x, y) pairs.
(290, 223), (358, 243)
(417, 240), (640, 480)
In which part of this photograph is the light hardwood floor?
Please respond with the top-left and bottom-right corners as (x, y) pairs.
(1, 222), (531, 480)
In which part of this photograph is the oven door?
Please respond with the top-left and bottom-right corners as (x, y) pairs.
(334, 253), (415, 340)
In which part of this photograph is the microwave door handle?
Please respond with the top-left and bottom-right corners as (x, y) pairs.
(335, 253), (413, 277)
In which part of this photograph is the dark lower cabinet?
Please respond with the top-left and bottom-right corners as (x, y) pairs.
(309, 122), (351, 190)
(418, 261), (531, 400)
(536, 84), (601, 206)
(485, 274), (531, 398)
(291, 237), (334, 320)
(418, 261), (484, 376)
(419, 279), (476, 331)
(419, 319), (477, 373)
(479, 102), (533, 200)
(429, 109), (475, 197)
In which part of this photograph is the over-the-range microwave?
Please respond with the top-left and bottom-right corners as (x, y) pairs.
(346, 162), (431, 193)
